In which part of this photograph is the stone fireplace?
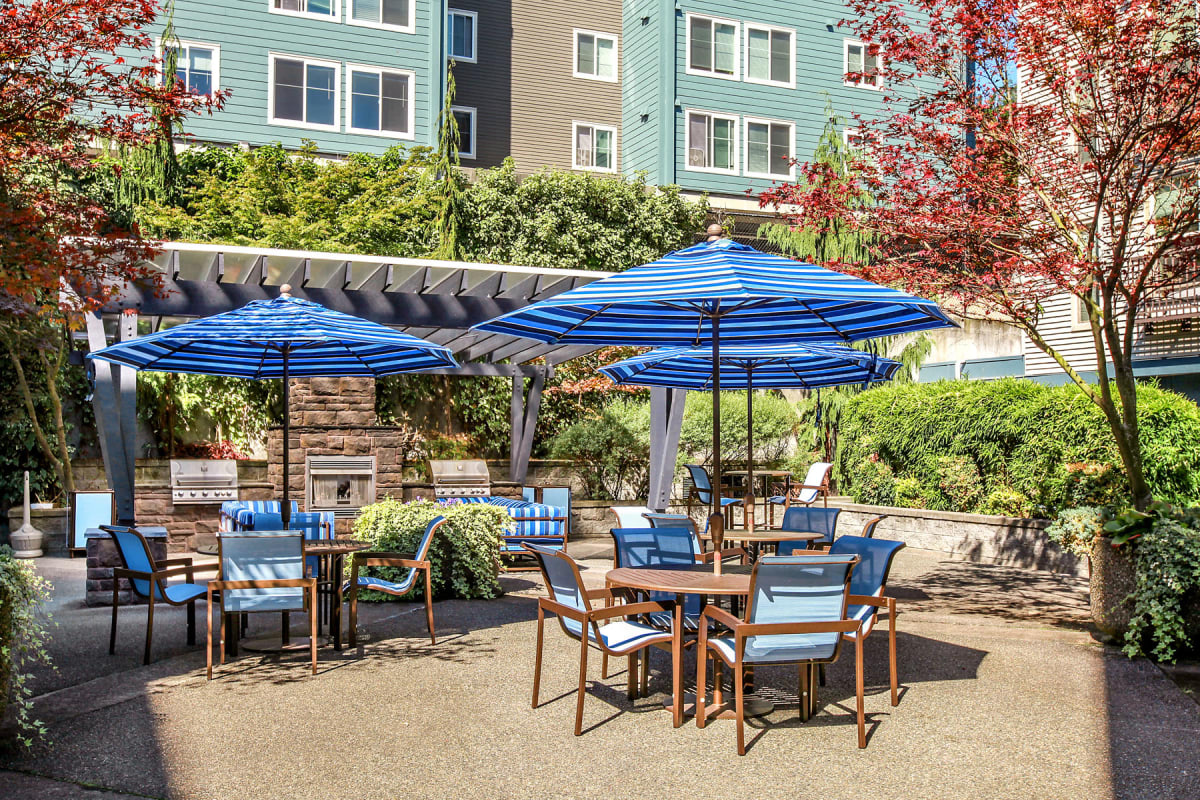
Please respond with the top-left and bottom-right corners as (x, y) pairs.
(306, 455), (376, 518)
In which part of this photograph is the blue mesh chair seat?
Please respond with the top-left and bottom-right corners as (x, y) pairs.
(829, 534), (906, 706)
(776, 506), (842, 555)
(206, 530), (318, 679)
(344, 515), (445, 647)
(696, 553), (868, 754)
(525, 543), (674, 736)
(102, 525), (220, 665)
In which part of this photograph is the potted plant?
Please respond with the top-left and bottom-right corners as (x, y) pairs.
(1046, 506), (1133, 639)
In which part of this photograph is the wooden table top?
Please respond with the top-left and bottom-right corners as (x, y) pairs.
(607, 564), (753, 595)
(722, 469), (792, 477)
(702, 528), (823, 543)
(303, 538), (371, 555)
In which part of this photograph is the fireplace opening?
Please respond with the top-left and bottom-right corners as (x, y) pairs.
(306, 456), (376, 517)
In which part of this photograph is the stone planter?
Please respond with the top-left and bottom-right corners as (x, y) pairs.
(1089, 536), (1136, 640)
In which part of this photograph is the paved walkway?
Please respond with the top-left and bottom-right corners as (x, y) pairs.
(2, 545), (1198, 799)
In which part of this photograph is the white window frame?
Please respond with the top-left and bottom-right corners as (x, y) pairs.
(267, 53), (342, 133)
(268, 0), (339, 23)
(843, 127), (866, 148)
(573, 29), (618, 82)
(451, 105), (476, 159)
(572, 121), (617, 173)
(157, 39), (221, 95)
(447, 9), (478, 64)
(346, 0), (415, 34)
(743, 116), (795, 180)
(844, 39), (883, 90)
(345, 63), (415, 139)
(742, 23), (794, 89)
(684, 13), (740, 82)
(684, 109), (740, 176)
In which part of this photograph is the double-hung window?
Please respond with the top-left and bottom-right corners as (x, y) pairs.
(162, 41), (218, 96)
(349, 0), (413, 31)
(271, 0), (337, 21)
(687, 14), (738, 79)
(574, 122), (615, 172)
(744, 25), (792, 87)
(844, 40), (882, 89)
(448, 10), (477, 62)
(574, 30), (617, 81)
(686, 110), (738, 174)
(270, 54), (339, 131)
(347, 65), (413, 138)
(744, 118), (793, 178)
(452, 106), (475, 159)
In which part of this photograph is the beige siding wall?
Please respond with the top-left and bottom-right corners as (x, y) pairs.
(451, 0), (623, 173)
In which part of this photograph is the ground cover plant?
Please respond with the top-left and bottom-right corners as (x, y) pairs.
(0, 546), (53, 747)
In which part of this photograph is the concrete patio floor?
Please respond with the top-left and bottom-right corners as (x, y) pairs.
(2, 542), (1199, 799)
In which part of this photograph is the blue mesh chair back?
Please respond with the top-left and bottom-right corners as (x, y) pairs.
(609, 527), (701, 615)
(777, 506), (842, 555)
(526, 543), (588, 638)
(742, 554), (856, 663)
(685, 464), (715, 504)
(106, 526), (158, 598)
(414, 515), (442, 561)
(829, 535), (905, 635)
(220, 531), (306, 613)
(251, 511), (328, 576)
(643, 512), (702, 556)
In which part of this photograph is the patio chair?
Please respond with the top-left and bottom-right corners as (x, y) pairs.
(768, 461), (832, 526)
(102, 525), (218, 665)
(608, 505), (654, 528)
(859, 515), (887, 538)
(828, 535), (906, 706)
(776, 506), (842, 555)
(206, 530), (318, 679)
(344, 515), (445, 647)
(643, 512), (745, 565)
(684, 464), (743, 525)
(525, 543), (674, 736)
(250, 511), (330, 578)
(695, 553), (866, 754)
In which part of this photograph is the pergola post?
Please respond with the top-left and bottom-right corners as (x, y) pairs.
(509, 368), (546, 484)
(648, 387), (686, 512)
(87, 310), (139, 523)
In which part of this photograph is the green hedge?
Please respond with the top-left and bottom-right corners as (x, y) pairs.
(350, 498), (510, 600)
(837, 379), (1200, 517)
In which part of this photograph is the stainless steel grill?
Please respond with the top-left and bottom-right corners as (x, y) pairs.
(170, 459), (238, 504)
(429, 459), (492, 498)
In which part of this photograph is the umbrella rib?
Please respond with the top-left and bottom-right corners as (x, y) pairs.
(797, 299), (852, 343)
(552, 303), (614, 342)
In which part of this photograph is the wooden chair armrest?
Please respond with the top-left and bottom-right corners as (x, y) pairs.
(588, 600), (669, 621)
(737, 619), (861, 637)
(209, 578), (317, 591)
(113, 567), (153, 581)
(351, 550), (415, 562)
(356, 556), (429, 570)
(698, 546), (746, 564)
(584, 587), (616, 602)
(848, 594), (896, 609)
(158, 557), (193, 567)
(791, 484), (829, 492)
(538, 597), (587, 623)
(699, 605), (743, 629)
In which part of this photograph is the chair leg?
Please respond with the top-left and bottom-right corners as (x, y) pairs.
(206, 598), (214, 681)
(309, 586), (318, 676)
(627, 653), (638, 701)
(349, 586), (359, 648)
(798, 664), (807, 721)
(810, 664), (819, 717)
(640, 646), (649, 697)
(220, 611), (228, 667)
(735, 661), (746, 755)
(143, 594), (155, 666)
(424, 568), (435, 645)
(819, 663), (826, 687)
(888, 599), (900, 706)
(187, 600), (196, 646)
(532, 607), (544, 709)
(695, 649), (707, 728)
(856, 634), (867, 748)
(575, 634), (590, 736)
(109, 582), (119, 655)
(282, 611), (290, 645)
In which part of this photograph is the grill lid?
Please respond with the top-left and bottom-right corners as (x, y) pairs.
(170, 459), (239, 487)
(428, 459), (491, 486)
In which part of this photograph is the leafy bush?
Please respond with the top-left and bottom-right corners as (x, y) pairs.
(549, 402), (650, 501)
(1045, 506), (1108, 558)
(837, 379), (1200, 517)
(978, 485), (1033, 518)
(350, 498), (509, 600)
(893, 476), (928, 509)
(936, 455), (984, 511)
(854, 457), (896, 506)
(0, 546), (53, 747)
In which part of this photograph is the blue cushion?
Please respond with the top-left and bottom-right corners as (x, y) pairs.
(344, 573), (418, 596)
(560, 617), (671, 654)
(720, 497), (743, 507)
(709, 633), (839, 664)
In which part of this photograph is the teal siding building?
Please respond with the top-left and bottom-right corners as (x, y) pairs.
(154, 0), (445, 155)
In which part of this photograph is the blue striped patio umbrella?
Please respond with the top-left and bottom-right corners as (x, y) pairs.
(475, 234), (953, 518)
(599, 343), (902, 508)
(90, 287), (458, 527)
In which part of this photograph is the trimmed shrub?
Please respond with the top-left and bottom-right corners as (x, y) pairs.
(1045, 506), (1108, 557)
(350, 498), (509, 600)
(548, 402), (650, 501)
(837, 379), (1200, 517)
(0, 546), (52, 747)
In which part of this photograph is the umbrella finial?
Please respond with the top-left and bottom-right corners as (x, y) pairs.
(705, 223), (724, 242)
(280, 284), (293, 298)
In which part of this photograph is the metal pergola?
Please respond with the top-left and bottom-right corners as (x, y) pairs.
(87, 241), (685, 522)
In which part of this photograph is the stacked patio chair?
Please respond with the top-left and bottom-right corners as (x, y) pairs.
(767, 461), (833, 526)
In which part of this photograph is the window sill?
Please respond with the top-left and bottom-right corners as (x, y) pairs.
(346, 18), (416, 34)
(347, 127), (416, 140)
(684, 67), (740, 82)
(744, 76), (795, 90)
(572, 71), (619, 83)
(684, 165), (739, 177)
(269, 117), (340, 133)
(268, 7), (339, 23)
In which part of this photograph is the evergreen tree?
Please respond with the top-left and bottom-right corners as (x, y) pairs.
(430, 63), (465, 260)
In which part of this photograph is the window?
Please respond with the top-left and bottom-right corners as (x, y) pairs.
(744, 25), (792, 87)
(447, 10), (477, 62)
(347, 66), (413, 137)
(269, 55), (339, 131)
(161, 41), (219, 96)
(573, 122), (615, 172)
(686, 110), (738, 174)
(452, 106), (475, 159)
(687, 14), (738, 79)
(744, 118), (793, 178)
(348, 0), (412, 31)
(844, 40), (881, 88)
(844, 127), (866, 149)
(574, 30), (617, 81)
(271, 0), (336, 20)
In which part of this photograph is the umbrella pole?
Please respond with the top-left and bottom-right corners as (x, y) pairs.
(282, 344), (291, 530)
(710, 314), (724, 574)
(746, 368), (754, 532)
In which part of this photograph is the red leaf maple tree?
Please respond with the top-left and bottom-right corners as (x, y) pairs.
(0, 0), (222, 315)
(761, 0), (1200, 510)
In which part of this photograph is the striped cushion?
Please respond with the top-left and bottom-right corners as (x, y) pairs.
(220, 501), (334, 537)
(454, 496), (567, 541)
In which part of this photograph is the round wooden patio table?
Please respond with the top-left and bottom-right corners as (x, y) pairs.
(606, 564), (771, 727)
(701, 528), (824, 561)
